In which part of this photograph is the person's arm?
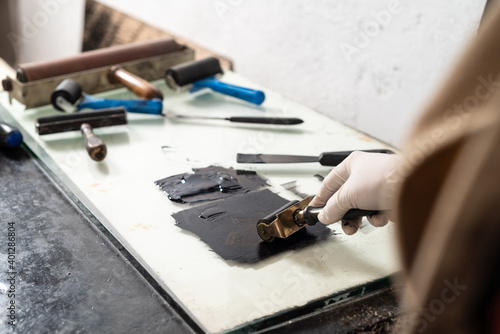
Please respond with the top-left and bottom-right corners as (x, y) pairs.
(309, 151), (401, 235)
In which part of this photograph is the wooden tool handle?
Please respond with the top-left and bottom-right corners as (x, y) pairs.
(108, 66), (164, 100)
(81, 123), (107, 161)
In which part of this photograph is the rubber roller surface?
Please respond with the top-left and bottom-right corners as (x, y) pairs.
(51, 79), (82, 111)
(16, 37), (182, 82)
(166, 57), (223, 87)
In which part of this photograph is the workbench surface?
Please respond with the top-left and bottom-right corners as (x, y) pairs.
(0, 71), (400, 333)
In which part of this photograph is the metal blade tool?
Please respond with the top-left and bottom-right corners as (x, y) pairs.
(238, 149), (394, 166)
(169, 114), (303, 125)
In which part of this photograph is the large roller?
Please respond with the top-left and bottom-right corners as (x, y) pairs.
(2, 38), (195, 108)
(16, 38), (182, 83)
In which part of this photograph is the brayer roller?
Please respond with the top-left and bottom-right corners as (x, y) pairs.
(15, 38), (179, 100)
(51, 79), (163, 115)
(36, 107), (127, 161)
(16, 38), (182, 83)
(165, 57), (265, 105)
(257, 196), (379, 242)
(2, 38), (193, 108)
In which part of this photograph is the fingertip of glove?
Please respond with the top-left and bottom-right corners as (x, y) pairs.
(341, 219), (361, 235)
(367, 213), (389, 227)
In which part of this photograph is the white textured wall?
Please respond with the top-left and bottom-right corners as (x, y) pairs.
(8, 0), (85, 64)
(97, 0), (486, 146)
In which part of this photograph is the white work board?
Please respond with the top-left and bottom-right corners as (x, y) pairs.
(0, 71), (400, 333)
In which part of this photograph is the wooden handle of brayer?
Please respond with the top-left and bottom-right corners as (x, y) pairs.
(81, 123), (107, 162)
(108, 66), (164, 100)
(299, 206), (379, 226)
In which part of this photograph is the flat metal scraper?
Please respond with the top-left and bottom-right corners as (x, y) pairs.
(238, 149), (394, 166)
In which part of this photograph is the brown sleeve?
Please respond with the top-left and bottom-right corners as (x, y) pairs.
(395, 3), (500, 333)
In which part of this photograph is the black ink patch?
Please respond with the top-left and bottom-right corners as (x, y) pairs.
(155, 166), (268, 203)
(172, 189), (332, 264)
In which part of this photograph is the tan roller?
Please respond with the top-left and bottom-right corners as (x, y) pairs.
(16, 37), (182, 83)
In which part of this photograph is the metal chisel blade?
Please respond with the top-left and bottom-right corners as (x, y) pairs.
(237, 153), (318, 164)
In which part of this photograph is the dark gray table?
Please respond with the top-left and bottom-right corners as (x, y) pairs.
(0, 146), (196, 333)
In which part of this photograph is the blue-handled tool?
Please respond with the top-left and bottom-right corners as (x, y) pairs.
(165, 57), (265, 105)
(0, 121), (23, 148)
(51, 79), (163, 115)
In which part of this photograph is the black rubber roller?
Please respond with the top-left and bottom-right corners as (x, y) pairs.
(16, 68), (28, 83)
(165, 57), (223, 87)
(50, 79), (83, 111)
(258, 200), (299, 225)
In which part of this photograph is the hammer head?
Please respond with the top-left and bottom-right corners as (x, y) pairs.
(36, 107), (127, 135)
(165, 57), (223, 89)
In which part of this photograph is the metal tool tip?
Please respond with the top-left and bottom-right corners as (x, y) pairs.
(236, 153), (263, 163)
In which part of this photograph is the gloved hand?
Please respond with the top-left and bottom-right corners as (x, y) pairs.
(309, 151), (401, 235)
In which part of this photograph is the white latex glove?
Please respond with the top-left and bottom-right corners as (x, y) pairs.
(309, 151), (400, 235)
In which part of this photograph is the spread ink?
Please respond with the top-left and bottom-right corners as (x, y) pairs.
(172, 189), (332, 264)
(199, 206), (226, 219)
(155, 166), (267, 203)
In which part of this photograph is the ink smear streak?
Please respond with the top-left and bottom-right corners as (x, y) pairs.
(155, 166), (268, 203)
(172, 189), (332, 264)
(199, 206), (226, 219)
